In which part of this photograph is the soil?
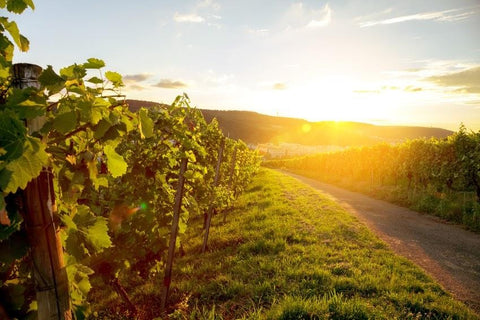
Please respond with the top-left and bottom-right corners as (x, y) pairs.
(282, 171), (480, 313)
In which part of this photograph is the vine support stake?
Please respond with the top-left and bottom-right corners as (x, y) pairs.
(202, 138), (225, 253)
(160, 157), (188, 314)
(224, 145), (237, 223)
(13, 63), (72, 320)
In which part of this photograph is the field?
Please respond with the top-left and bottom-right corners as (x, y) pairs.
(91, 169), (478, 319)
(266, 132), (480, 232)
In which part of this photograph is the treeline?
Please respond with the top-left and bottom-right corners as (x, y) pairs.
(0, 2), (260, 318)
(266, 127), (480, 231)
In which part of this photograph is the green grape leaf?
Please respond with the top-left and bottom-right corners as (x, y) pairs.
(105, 71), (123, 87)
(83, 58), (105, 69)
(85, 217), (111, 251)
(1, 19), (27, 51)
(87, 76), (103, 84)
(0, 137), (47, 194)
(23, 0), (34, 9)
(53, 111), (77, 134)
(139, 108), (153, 138)
(0, 109), (27, 161)
(65, 232), (87, 261)
(4, 87), (47, 119)
(93, 97), (109, 108)
(104, 145), (127, 177)
(61, 214), (77, 232)
(77, 277), (92, 296)
(39, 65), (65, 94)
(18, 33), (28, 51)
(91, 107), (104, 125)
(28, 301), (37, 313)
(6, 0), (30, 13)
(75, 264), (94, 276)
(60, 64), (86, 80)
(92, 176), (108, 190)
(93, 119), (111, 139)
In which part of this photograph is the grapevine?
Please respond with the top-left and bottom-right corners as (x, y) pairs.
(0, 1), (260, 318)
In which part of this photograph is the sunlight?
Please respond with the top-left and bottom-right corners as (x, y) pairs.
(301, 123), (312, 133)
(270, 76), (396, 123)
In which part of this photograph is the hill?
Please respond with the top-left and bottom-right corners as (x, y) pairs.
(126, 99), (453, 146)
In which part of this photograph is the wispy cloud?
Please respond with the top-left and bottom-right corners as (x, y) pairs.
(153, 79), (188, 89)
(124, 73), (153, 82)
(273, 83), (287, 90)
(353, 89), (380, 94)
(128, 84), (147, 91)
(173, 13), (205, 23)
(358, 7), (478, 28)
(404, 86), (423, 92)
(354, 8), (392, 23)
(124, 73), (153, 91)
(463, 100), (480, 105)
(204, 70), (234, 86)
(306, 4), (332, 28)
(197, 0), (220, 11)
(426, 66), (480, 94)
(354, 85), (422, 94)
(284, 2), (332, 30)
(247, 28), (269, 36)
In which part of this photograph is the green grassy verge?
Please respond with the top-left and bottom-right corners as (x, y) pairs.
(92, 168), (478, 319)
(265, 167), (480, 233)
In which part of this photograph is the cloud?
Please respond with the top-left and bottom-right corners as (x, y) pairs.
(123, 73), (152, 82)
(273, 83), (287, 90)
(463, 100), (480, 105)
(284, 2), (332, 30)
(197, 0), (220, 11)
(247, 28), (269, 36)
(153, 79), (188, 89)
(128, 84), (146, 91)
(358, 7), (477, 28)
(306, 4), (332, 28)
(426, 66), (480, 93)
(204, 70), (234, 86)
(381, 86), (400, 90)
(174, 13), (205, 23)
(354, 8), (393, 22)
(404, 86), (423, 92)
(353, 89), (380, 94)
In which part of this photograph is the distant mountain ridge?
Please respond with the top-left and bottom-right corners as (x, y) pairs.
(126, 99), (453, 146)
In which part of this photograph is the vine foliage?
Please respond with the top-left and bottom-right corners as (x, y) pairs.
(0, 1), (260, 318)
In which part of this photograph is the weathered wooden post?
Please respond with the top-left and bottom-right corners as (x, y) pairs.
(224, 145), (237, 223)
(202, 138), (225, 253)
(160, 157), (188, 314)
(228, 146), (238, 186)
(13, 63), (71, 320)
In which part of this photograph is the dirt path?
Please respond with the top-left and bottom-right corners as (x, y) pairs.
(281, 171), (480, 313)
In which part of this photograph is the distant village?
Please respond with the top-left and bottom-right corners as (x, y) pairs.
(255, 143), (345, 159)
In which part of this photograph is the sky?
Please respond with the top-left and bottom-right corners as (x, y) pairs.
(7, 0), (480, 130)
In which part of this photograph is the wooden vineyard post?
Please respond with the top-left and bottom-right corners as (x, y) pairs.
(13, 64), (72, 320)
(228, 146), (238, 186)
(160, 157), (188, 314)
(202, 138), (225, 253)
(224, 145), (237, 223)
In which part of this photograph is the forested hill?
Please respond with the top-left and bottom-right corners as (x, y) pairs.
(126, 99), (453, 146)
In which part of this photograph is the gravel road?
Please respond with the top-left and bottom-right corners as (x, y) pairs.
(282, 171), (480, 313)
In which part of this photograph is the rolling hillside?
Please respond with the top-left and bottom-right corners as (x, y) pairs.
(126, 99), (453, 146)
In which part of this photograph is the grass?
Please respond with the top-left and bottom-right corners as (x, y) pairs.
(274, 168), (480, 233)
(91, 168), (478, 319)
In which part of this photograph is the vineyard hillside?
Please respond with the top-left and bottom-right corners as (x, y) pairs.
(126, 99), (453, 146)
